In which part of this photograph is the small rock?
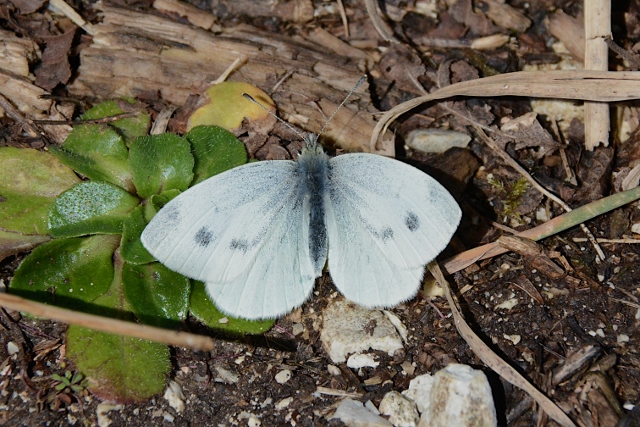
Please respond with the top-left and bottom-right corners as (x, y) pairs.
(6, 342), (19, 356)
(275, 397), (293, 410)
(329, 398), (393, 427)
(291, 322), (305, 336)
(214, 365), (239, 384)
(618, 334), (630, 343)
(503, 334), (521, 345)
(379, 391), (419, 427)
(347, 353), (379, 369)
(327, 364), (342, 376)
(163, 380), (185, 413)
(320, 298), (404, 363)
(405, 129), (471, 154)
(238, 412), (261, 427)
(248, 414), (261, 427)
(383, 311), (409, 343)
(365, 400), (380, 414)
(494, 298), (519, 310)
(162, 411), (175, 422)
(403, 364), (497, 427)
(96, 404), (124, 427)
(275, 369), (292, 384)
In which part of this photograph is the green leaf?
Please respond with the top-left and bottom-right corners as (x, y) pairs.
(185, 126), (247, 185)
(190, 281), (274, 335)
(120, 205), (155, 265)
(129, 133), (194, 198)
(51, 125), (135, 193)
(144, 190), (181, 222)
(0, 230), (51, 263)
(122, 262), (190, 328)
(66, 326), (169, 403)
(0, 147), (80, 234)
(65, 249), (170, 403)
(48, 182), (140, 237)
(10, 235), (119, 310)
(51, 373), (66, 382)
(80, 100), (151, 143)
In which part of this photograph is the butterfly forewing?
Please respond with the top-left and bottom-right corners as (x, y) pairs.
(141, 160), (318, 318)
(325, 153), (461, 307)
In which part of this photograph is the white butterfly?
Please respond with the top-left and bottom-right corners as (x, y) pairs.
(141, 132), (461, 320)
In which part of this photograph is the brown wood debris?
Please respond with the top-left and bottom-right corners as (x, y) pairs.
(68, 2), (394, 154)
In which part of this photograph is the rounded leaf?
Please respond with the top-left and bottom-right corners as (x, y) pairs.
(52, 125), (135, 193)
(66, 326), (170, 403)
(129, 133), (194, 198)
(187, 82), (275, 132)
(120, 205), (155, 265)
(185, 126), (247, 185)
(81, 100), (151, 143)
(122, 262), (190, 328)
(190, 281), (274, 335)
(48, 182), (140, 237)
(10, 235), (119, 310)
(0, 147), (80, 234)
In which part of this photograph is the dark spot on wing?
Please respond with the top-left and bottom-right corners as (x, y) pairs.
(194, 227), (214, 247)
(381, 227), (394, 241)
(230, 239), (249, 252)
(163, 204), (181, 223)
(405, 211), (420, 231)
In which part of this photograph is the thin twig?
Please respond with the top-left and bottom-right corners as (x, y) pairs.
(583, 0), (611, 150)
(269, 69), (296, 94)
(150, 104), (178, 135)
(604, 37), (640, 69)
(335, 0), (349, 38)
(363, 0), (397, 43)
(48, 0), (95, 35)
(0, 293), (216, 351)
(0, 93), (40, 138)
(33, 112), (140, 126)
(371, 70), (640, 151)
(211, 55), (247, 85)
(428, 262), (576, 427)
(572, 238), (640, 244)
(440, 184), (640, 275)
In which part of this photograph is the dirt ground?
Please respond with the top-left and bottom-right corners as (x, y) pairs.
(1, 0), (640, 426)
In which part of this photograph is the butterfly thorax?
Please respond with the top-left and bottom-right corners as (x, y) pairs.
(297, 137), (330, 273)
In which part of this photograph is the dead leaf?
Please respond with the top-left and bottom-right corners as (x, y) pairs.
(573, 146), (614, 203)
(498, 112), (562, 159)
(9, 0), (46, 15)
(35, 29), (75, 91)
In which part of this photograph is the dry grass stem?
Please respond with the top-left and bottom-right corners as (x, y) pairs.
(371, 70), (640, 152)
(441, 185), (640, 275)
(0, 293), (216, 351)
(428, 262), (577, 427)
(48, 0), (95, 35)
(583, 0), (611, 150)
(474, 127), (606, 260)
(335, 0), (349, 38)
(211, 56), (248, 85)
(363, 0), (397, 43)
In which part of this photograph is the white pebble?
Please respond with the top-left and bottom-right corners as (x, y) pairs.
(275, 369), (291, 384)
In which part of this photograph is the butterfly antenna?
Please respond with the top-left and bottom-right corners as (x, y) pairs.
(316, 75), (367, 138)
(242, 93), (306, 140)
(243, 75), (366, 146)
